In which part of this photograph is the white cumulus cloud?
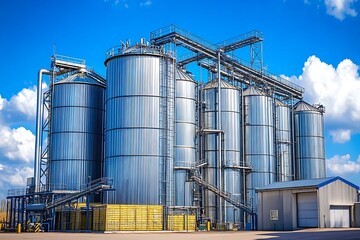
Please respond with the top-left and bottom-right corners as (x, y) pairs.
(0, 85), (39, 199)
(329, 129), (351, 143)
(327, 154), (360, 175)
(0, 85), (42, 123)
(8, 167), (34, 187)
(0, 166), (33, 187)
(290, 56), (360, 136)
(0, 125), (35, 163)
(324, 0), (358, 20)
(8, 86), (38, 119)
(0, 95), (4, 110)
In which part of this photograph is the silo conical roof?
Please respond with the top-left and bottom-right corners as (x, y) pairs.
(243, 86), (266, 96)
(294, 101), (319, 112)
(55, 72), (105, 87)
(175, 68), (195, 82)
(203, 79), (237, 90)
(275, 99), (288, 107)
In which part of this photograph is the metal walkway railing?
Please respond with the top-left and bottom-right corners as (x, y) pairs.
(150, 24), (304, 99)
(216, 30), (263, 52)
(176, 30), (263, 66)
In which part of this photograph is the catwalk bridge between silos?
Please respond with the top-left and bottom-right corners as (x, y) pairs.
(150, 25), (304, 99)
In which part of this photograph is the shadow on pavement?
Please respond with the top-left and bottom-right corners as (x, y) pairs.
(257, 229), (360, 240)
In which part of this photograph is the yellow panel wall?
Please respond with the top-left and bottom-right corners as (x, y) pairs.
(92, 204), (163, 231)
(167, 214), (196, 231)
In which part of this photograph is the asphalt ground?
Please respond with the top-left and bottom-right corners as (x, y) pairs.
(0, 228), (360, 240)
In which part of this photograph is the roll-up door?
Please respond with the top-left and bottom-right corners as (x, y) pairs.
(330, 206), (350, 228)
(297, 192), (318, 228)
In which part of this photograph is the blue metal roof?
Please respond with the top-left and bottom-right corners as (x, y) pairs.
(256, 176), (359, 192)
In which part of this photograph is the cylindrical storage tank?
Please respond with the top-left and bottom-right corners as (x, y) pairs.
(244, 86), (275, 213)
(202, 80), (242, 224)
(104, 44), (175, 205)
(49, 72), (105, 191)
(174, 69), (197, 206)
(275, 99), (293, 182)
(294, 101), (325, 179)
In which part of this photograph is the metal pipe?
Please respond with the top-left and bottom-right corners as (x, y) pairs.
(241, 86), (246, 229)
(271, 93), (276, 183)
(222, 131), (226, 222)
(217, 50), (222, 223)
(291, 95), (296, 180)
(34, 69), (50, 192)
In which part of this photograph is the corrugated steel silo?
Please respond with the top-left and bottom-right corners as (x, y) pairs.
(202, 80), (242, 223)
(244, 86), (275, 212)
(174, 69), (197, 206)
(49, 72), (105, 191)
(294, 101), (325, 179)
(275, 99), (293, 181)
(104, 44), (175, 205)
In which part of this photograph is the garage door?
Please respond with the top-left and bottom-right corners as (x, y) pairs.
(297, 192), (318, 228)
(330, 206), (350, 228)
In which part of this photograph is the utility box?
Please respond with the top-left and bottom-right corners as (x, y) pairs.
(26, 177), (34, 187)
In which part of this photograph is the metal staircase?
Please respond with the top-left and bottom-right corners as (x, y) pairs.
(45, 177), (113, 210)
(189, 175), (253, 214)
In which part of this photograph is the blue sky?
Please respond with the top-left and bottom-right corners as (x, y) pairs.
(0, 0), (359, 200)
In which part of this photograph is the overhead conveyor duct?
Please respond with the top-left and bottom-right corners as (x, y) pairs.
(150, 24), (304, 99)
(176, 30), (263, 66)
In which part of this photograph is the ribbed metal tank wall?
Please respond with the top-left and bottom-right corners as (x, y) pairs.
(104, 45), (175, 205)
(174, 69), (196, 206)
(244, 86), (275, 212)
(294, 101), (325, 179)
(275, 99), (293, 181)
(49, 72), (105, 191)
(202, 80), (242, 223)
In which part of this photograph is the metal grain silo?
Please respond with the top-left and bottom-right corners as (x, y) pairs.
(104, 43), (175, 205)
(275, 99), (293, 182)
(202, 80), (242, 223)
(244, 86), (275, 212)
(294, 101), (325, 179)
(174, 69), (196, 206)
(49, 71), (105, 191)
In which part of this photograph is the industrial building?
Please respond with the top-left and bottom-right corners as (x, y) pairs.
(257, 176), (359, 230)
(6, 25), (356, 232)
